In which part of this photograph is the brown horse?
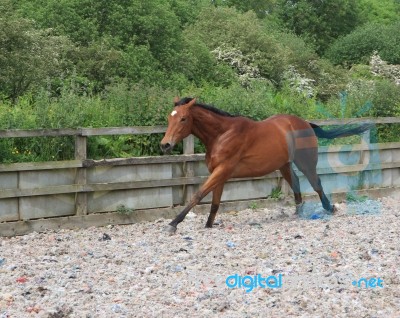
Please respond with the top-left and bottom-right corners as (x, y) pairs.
(160, 97), (372, 233)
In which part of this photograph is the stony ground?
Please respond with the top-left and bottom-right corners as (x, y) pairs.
(0, 195), (399, 318)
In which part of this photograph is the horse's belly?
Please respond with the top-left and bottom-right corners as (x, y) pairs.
(231, 154), (287, 178)
(229, 134), (289, 177)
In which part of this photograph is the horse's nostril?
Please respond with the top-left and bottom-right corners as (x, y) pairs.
(161, 143), (171, 153)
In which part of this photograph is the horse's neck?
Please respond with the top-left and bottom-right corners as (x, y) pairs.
(191, 109), (232, 151)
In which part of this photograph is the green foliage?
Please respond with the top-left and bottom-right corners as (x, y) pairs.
(176, 38), (236, 88)
(0, 81), (176, 162)
(184, 7), (285, 82)
(264, 85), (319, 118)
(119, 44), (161, 85)
(317, 79), (400, 124)
(266, 23), (317, 71)
(325, 79), (400, 119)
(326, 21), (400, 66)
(369, 80), (400, 117)
(13, 0), (210, 91)
(0, 0), (398, 163)
(116, 204), (135, 215)
(358, 0), (400, 24)
(269, 186), (283, 200)
(0, 1), (73, 100)
(0, 76), (398, 163)
(320, 78), (400, 143)
(67, 40), (123, 93)
(15, 0), (99, 45)
(184, 6), (320, 87)
(249, 202), (259, 210)
(183, 6), (345, 100)
(346, 191), (368, 202)
(88, 134), (165, 159)
(223, 0), (278, 19)
(190, 81), (278, 120)
(368, 80), (400, 142)
(276, 0), (361, 54)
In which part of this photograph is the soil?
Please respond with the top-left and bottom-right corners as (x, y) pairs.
(0, 196), (399, 317)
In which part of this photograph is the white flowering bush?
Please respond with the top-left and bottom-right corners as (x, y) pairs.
(370, 52), (400, 85)
(282, 65), (316, 98)
(211, 45), (266, 87)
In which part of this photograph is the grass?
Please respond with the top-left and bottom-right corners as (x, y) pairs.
(249, 202), (259, 210)
(346, 191), (368, 202)
(269, 186), (283, 200)
(116, 204), (135, 215)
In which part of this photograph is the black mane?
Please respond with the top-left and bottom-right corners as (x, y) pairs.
(175, 97), (238, 118)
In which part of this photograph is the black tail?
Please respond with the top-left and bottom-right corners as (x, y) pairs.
(309, 122), (373, 139)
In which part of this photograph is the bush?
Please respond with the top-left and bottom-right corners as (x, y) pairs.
(326, 21), (400, 66)
(184, 81), (277, 120)
(0, 82), (177, 162)
(183, 7), (288, 85)
(1, 77), (398, 163)
(358, 0), (400, 25)
(321, 78), (400, 142)
(276, 0), (361, 55)
(0, 10), (73, 100)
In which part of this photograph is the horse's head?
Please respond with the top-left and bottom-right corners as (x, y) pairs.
(160, 97), (196, 154)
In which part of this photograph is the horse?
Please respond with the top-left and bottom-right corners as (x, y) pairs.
(160, 97), (372, 233)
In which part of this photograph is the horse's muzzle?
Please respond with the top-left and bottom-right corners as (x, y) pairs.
(160, 142), (174, 154)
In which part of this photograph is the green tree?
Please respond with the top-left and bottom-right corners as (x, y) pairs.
(277, 0), (361, 54)
(325, 21), (400, 66)
(223, 0), (278, 19)
(183, 5), (343, 98)
(14, 0), (204, 88)
(358, 0), (400, 24)
(183, 7), (287, 84)
(14, 0), (99, 46)
(0, 1), (72, 100)
(66, 40), (123, 93)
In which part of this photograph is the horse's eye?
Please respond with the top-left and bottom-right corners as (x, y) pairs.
(180, 117), (187, 122)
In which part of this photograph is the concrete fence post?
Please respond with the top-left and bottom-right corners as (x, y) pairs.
(183, 135), (195, 205)
(75, 133), (88, 215)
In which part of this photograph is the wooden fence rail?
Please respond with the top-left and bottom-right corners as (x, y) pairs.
(0, 117), (399, 236)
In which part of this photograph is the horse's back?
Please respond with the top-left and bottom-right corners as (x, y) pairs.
(262, 114), (311, 130)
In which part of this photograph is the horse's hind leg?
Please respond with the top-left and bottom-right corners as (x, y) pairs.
(309, 175), (334, 213)
(279, 162), (303, 214)
(205, 184), (223, 228)
(314, 177), (334, 212)
(294, 150), (335, 213)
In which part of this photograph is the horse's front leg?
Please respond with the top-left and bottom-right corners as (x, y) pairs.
(205, 184), (224, 228)
(165, 166), (232, 233)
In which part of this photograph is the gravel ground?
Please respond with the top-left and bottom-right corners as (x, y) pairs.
(0, 195), (399, 318)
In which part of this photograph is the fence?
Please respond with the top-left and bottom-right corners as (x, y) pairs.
(0, 118), (399, 236)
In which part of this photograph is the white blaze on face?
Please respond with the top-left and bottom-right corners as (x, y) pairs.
(171, 110), (177, 116)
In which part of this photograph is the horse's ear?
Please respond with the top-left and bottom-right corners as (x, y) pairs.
(187, 98), (196, 108)
(173, 96), (180, 104)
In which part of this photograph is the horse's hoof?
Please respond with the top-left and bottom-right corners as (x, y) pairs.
(164, 224), (177, 234)
(325, 204), (337, 214)
(295, 202), (304, 215)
